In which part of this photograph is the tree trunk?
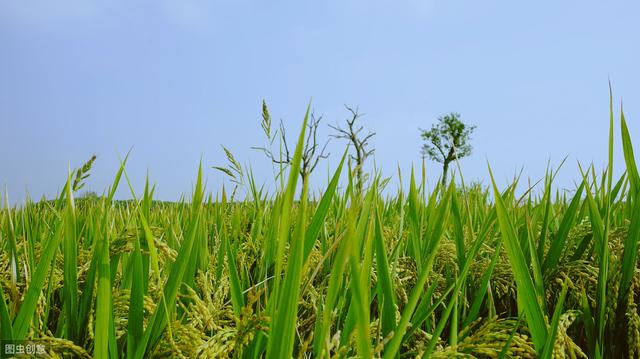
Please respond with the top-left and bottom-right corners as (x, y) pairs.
(442, 147), (456, 187)
(356, 151), (364, 194)
(442, 160), (449, 186)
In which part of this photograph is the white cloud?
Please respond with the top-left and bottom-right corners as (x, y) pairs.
(0, 0), (100, 26)
(161, 0), (219, 30)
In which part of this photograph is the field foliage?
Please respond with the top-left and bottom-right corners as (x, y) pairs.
(1, 100), (639, 358)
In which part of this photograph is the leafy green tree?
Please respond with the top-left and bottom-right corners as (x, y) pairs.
(420, 113), (475, 185)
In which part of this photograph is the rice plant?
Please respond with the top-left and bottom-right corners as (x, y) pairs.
(0, 97), (639, 358)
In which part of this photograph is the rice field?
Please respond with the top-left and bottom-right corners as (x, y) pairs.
(1, 101), (639, 358)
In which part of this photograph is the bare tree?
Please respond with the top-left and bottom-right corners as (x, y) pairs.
(329, 105), (375, 191)
(254, 100), (330, 180)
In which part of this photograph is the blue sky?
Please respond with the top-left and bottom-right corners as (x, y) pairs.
(1, 0), (639, 203)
